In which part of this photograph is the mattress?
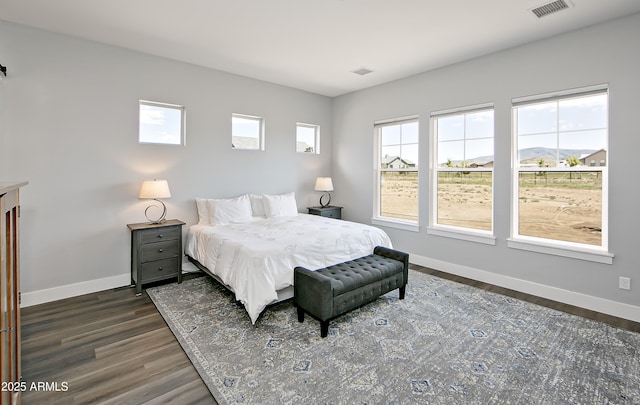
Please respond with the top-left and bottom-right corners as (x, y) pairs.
(184, 213), (392, 323)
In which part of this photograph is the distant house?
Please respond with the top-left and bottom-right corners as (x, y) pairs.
(296, 141), (313, 153)
(382, 155), (416, 169)
(232, 136), (260, 149)
(580, 149), (607, 167)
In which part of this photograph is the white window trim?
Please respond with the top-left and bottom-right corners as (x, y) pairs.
(510, 85), (612, 263)
(428, 103), (495, 241)
(507, 237), (614, 264)
(296, 122), (320, 154)
(430, 102), (494, 118)
(139, 100), (186, 145)
(371, 217), (420, 232)
(426, 225), (496, 245)
(511, 83), (608, 105)
(372, 116), (419, 227)
(232, 113), (265, 151)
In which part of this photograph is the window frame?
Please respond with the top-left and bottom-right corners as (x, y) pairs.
(296, 122), (320, 154)
(232, 113), (265, 151)
(428, 103), (496, 245)
(508, 84), (613, 264)
(372, 116), (420, 232)
(138, 100), (186, 146)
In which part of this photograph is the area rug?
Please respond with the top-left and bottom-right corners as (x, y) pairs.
(147, 270), (640, 404)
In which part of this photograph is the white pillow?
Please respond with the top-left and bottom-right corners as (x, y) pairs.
(249, 194), (266, 218)
(207, 194), (253, 225)
(262, 192), (298, 218)
(195, 198), (210, 225)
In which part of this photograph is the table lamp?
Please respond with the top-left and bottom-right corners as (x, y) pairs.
(138, 179), (171, 223)
(314, 177), (334, 208)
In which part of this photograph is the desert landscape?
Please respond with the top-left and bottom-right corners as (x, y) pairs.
(380, 171), (602, 246)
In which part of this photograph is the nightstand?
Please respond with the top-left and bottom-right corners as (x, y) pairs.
(307, 206), (342, 219)
(127, 219), (185, 296)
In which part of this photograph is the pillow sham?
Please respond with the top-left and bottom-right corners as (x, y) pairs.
(195, 198), (210, 225)
(207, 194), (253, 225)
(249, 194), (266, 218)
(262, 192), (298, 218)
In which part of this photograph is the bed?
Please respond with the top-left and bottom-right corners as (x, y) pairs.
(184, 192), (392, 324)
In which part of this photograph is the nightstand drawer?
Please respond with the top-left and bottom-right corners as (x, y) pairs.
(141, 257), (180, 282)
(141, 240), (181, 262)
(307, 206), (342, 219)
(141, 226), (181, 244)
(322, 209), (340, 219)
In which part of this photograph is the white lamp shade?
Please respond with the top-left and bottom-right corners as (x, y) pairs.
(314, 177), (334, 192)
(138, 179), (171, 199)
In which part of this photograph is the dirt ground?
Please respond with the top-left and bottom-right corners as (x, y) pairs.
(438, 183), (602, 245)
(380, 174), (602, 246)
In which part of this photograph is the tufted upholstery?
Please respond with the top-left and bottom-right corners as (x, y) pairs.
(294, 246), (409, 337)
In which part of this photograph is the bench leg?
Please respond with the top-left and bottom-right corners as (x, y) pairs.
(320, 320), (329, 338)
(297, 307), (305, 323)
(399, 285), (406, 300)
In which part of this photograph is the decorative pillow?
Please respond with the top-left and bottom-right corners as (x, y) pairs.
(207, 194), (253, 225)
(249, 194), (266, 218)
(195, 198), (209, 225)
(262, 192), (298, 218)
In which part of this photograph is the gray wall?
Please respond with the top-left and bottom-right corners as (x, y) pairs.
(332, 13), (640, 318)
(0, 21), (332, 301)
(2, 13), (639, 320)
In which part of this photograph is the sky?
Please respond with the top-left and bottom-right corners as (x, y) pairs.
(139, 103), (183, 145)
(436, 94), (607, 164)
(139, 94), (607, 165)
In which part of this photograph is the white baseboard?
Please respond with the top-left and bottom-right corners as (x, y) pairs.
(20, 260), (201, 307)
(410, 253), (640, 324)
(20, 273), (131, 308)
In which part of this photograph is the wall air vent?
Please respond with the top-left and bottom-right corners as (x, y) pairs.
(531, 0), (569, 18)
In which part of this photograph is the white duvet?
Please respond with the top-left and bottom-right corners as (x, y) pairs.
(185, 214), (392, 324)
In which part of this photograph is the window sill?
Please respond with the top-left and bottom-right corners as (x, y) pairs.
(426, 226), (496, 245)
(371, 217), (420, 232)
(507, 238), (614, 264)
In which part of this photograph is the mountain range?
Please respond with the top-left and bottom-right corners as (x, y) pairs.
(464, 147), (598, 165)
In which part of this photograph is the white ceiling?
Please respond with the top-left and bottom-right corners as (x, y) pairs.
(2, 0), (640, 97)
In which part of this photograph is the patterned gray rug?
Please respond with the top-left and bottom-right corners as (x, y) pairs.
(147, 270), (640, 404)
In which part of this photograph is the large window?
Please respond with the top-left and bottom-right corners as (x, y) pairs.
(374, 118), (419, 224)
(296, 123), (319, 153)
(139, 100), (185, 145)
(232, 113), (264, 150)
(511, 86), (609, 255)
(431, 105), (494, 234)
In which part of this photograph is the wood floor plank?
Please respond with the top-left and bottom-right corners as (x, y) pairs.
(116, 377), (214, 405)
(21, 279), (216, 404)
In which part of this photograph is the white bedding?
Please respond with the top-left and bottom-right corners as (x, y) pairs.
(185, 213), (392, 324)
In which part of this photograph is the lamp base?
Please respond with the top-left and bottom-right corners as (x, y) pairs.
(319, 192), (331, 208)
(145, 199), (167, 224)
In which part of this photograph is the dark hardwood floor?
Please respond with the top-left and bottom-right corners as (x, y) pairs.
(20, 266), (640, 404)
(20, 273), (217, 404)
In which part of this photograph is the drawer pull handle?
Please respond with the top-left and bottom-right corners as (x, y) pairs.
(158, 248), (163, 253)
(158, 267), (163, 271)
(158, 234), (164, 238)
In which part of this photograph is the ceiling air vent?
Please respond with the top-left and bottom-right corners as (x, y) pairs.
(531, 0), (569, 18)
(352, 67), (374, 76)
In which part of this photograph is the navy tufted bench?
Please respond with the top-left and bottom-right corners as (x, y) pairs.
(294, 246), (409, 337)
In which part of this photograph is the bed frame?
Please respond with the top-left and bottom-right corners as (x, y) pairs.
(186, 255), (294, 304)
